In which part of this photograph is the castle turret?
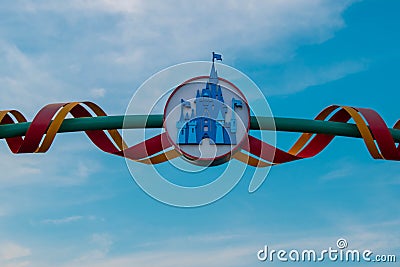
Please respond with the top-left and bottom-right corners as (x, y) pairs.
(176, 99), (188, 144)
(215, 111), (225, 144)
(209, 62), (218, 85)
(187, 118), (197, 144)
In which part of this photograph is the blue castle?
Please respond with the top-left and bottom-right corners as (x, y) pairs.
(176, 59), (243, 145)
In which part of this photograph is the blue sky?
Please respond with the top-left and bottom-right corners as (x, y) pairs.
(0, 0), (399, 266)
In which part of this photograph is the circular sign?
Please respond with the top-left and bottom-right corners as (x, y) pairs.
(163, 75), (250, 166)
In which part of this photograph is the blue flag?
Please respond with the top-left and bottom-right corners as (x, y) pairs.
(212, 52), (222, 61)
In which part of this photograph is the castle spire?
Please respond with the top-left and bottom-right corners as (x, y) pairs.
(209, 52), (222, 85)
(209, 62), (218, 85)
(179, 99), (185, 122)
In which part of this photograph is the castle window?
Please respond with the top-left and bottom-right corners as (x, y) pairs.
(204, 126), (208, 132)
(192, 128), (194, 133)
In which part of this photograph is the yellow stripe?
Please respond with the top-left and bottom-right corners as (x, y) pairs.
(232, 150), (273, 167)
(36, 102), (80, 152)
(342, 106), (383, 159)
(84, 102), (128, 150)
(135, 149), (181, 164)
(0, 110), (27, 124)
(288, 105), (338, 155)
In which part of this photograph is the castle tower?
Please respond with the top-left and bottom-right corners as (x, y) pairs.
(177, 124), (186, 144)
(187, 117), (197, 144)
(215, 111), (225, 144)
(176, 99), (187, 144)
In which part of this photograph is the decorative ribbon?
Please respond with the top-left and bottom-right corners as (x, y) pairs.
(0, 102), (399, 167)
(0, 102), (179, 164)
(234, 105), (400, 166)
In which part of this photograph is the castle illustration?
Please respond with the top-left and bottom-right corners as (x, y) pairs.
(176, 60), (243, 145)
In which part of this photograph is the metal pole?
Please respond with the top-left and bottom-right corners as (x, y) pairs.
(0, 114), (399, 143)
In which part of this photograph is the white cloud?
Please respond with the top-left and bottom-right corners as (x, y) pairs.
(266, 60), (368, 95)
(319, 158), (400, 185)
(0, 148), (96, 188)
(41, 215), (84, 225)
(61, 233), (253, 267)
(0, 207), (7, 217)
(91, 233), (113, 249)
(90, 88), (106, 98)
(67, 246), (253, 267)
(0, 151), (42, 185)
(38, 215), (103, 227)
(0, 242), (31, 261)
(70, 233), (114, 263)
(320, 160), (356, 180)
(85, 0), (355, 65)
(50, 224), (399, 267)
(69, 0), (144, 14)
(338, 220), (400, 252)
(0, 42), (69, 114)
(3, 262), (30, 267)
(74, 160), (100, 178)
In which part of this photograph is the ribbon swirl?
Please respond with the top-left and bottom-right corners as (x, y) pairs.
(1, 102), (399, 167)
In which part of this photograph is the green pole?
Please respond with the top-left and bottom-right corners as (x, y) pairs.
(0, 114), (399, 143)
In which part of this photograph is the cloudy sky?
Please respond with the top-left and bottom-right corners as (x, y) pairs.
(0, 0), (399, 266)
